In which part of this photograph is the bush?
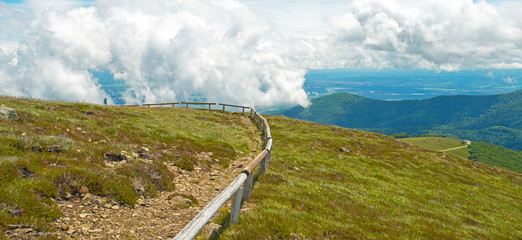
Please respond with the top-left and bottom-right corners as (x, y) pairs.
(391, 134), (410, 138)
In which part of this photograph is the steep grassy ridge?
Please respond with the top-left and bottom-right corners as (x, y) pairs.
(221, 116), (521, 239)
(273, 90), (522, 150)
(0, 96), (255, 238)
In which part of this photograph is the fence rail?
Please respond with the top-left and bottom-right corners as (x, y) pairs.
(143, 102), (179, 107)
(179, 102), (216, 111)
(219, 103), (250, 114)
(138, 104), (271, 240)
(135, 102), (271, 239)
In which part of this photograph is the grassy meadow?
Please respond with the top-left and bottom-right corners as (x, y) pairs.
(0, 96), (256, 237)
(220, 116), (521, 239)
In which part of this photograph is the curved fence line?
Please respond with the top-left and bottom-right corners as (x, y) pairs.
(137, 102), (272, 239)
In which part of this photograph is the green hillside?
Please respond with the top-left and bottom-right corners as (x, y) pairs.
(469, 142), (522, 174)
(272, 90), (522, 150)
(0, 96), (257, 238)
(1, 97), (521, 239)
(221, 116), (521, 239)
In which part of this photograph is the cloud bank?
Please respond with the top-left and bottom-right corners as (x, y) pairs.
(0, 0), (521, 106)
(0, 0), (311, 106)
(327, 0), (522, 70)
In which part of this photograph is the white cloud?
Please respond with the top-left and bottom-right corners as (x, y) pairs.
(503, 76), (516, 84)
(326, 0), (522, 70)
(0, 0), (311, 107)
(1, 0), (521, 107)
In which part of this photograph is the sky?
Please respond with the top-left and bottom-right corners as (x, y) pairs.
(0, 0), (521, 106)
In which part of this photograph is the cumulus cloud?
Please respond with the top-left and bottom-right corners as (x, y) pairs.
(1, 0), (521, 106)
(327, 0), (522, 70)
(0, 0), (311, 107)
(503, 76), (516, 84)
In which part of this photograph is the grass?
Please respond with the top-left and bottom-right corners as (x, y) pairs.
(220, 116), (521, 239)
(469, 141), (522, 174)
(0, 96), (256, 237)
(397, 137), (470, 158)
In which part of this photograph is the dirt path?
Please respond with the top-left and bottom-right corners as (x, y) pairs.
(438, 140), (471, 152)
(7, 115), (262, 240)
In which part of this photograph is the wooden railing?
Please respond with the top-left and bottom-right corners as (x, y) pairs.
(143, 102), (179, 107)
(173, 107), (271, 240)
(136, 102), (272, 239)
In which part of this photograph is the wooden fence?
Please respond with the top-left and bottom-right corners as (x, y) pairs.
(138, 102), (272, 239)
(173, 107), (271, 240)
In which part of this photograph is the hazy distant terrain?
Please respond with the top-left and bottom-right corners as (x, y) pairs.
(304, 69), (522, 100)
(96, 69), (522, 106)
(272, 90), (522, 150)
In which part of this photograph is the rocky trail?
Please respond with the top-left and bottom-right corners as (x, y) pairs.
(6, 115), (262, 240)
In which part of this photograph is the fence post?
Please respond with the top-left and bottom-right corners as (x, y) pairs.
(222, 105), (226, 113)
(186, 103), (189, 108)
(242, 108), (245, 115)
(250, 108), (253, 118)
(264, 151), (271, 173)
(242, 173), (254, 201)
(209, 104), (211, 111)
(230, 187), (244, 224)
(259, 157), (266, 174)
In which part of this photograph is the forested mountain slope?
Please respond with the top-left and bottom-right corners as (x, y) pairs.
(272, 90), (522, 150)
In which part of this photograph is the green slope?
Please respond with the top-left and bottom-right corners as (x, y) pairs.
(0, 96), (256, 238)
(221, 116), (521, 239)
(469, 142), (522, 174)
(272, 90), (522, 150)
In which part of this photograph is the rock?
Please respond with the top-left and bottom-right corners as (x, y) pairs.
(8, 224), (22, 229)
(120, 151), (132, 160)
(111, 205), (120, 210)
(138, 152), (155, 160)
(339, 147), (350, 153)
(46, 145), (64, 153)
(14, 228), (33, 234)
(170, 196), (193, 208)
(8, 208), (22, 216)
(63, 192), (73, 200)
(35, 127), (44, 131)
(0, 106), (21, 121)
(104, 153), (127, 162)
(236, 164), (243, 168)
(78, 185), (89, 195)
(60, 224), (69, 230)
(202, 223), (221, 239)
(66, 204), (73, 209)
(138, 146), (150, 152)
(335, 155), (344, 159)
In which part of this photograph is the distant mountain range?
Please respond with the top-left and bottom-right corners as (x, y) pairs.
(271, 90), (522, 150)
